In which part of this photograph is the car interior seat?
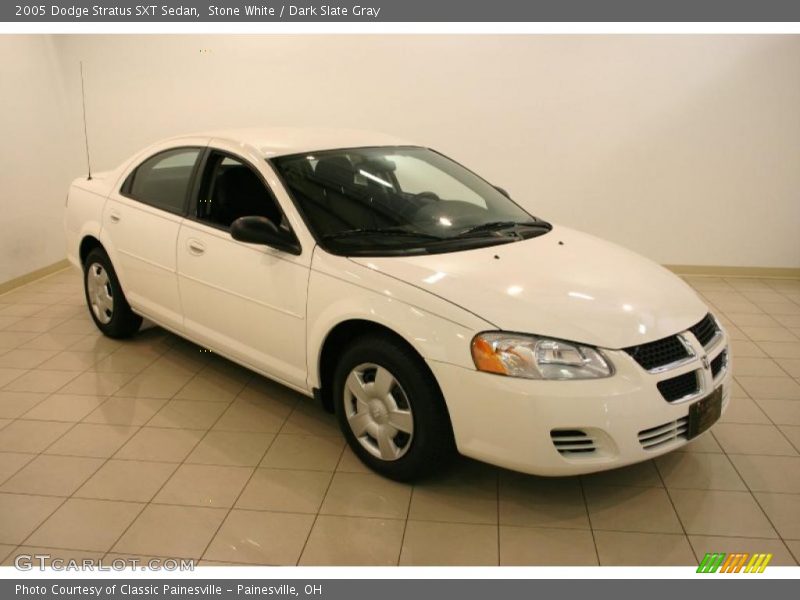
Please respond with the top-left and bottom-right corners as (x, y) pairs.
(313, 156), (397, 230)
(212, 165), (282, 228)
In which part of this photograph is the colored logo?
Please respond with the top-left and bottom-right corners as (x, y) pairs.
(697, 552), (772, 573)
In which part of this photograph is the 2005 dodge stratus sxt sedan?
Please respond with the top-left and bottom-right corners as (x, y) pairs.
(64, 128), (731, 480)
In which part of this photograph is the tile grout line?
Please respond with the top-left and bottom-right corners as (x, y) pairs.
(495, 470), (500, 566)
(687, 293), (799, 561)
(577, 477), (601, 566)
(720, 448), (796, 562)
(0, 267), (75, 301)
(11, 344), (169, 553)
(4, 321), (190, 558)
(4, 262), (374, 558)
(3, 269), (800, 564)
(9, 518), (796, 560)
(713, 298), (800, 455)
(292, 442), (348, 566)
(652, 458), (699, 563)
(0, 329), (149, 432)
(3, 324), (142, 552)
(709, 377), (791, 550)
(715, 313), (800, 456)
(1, 449), (359, 471)
(99, 351), (248, 562)
(395, 485), (413, 567)
(191, 374), (302, 565)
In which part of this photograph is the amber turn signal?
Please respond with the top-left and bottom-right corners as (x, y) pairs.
(471, 337), (508, 375)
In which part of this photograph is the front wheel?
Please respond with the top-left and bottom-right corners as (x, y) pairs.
(332, 334), (456, 481)
(83, 248), (142, 338)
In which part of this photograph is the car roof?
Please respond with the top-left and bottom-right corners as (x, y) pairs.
(169, 127), (417, 158)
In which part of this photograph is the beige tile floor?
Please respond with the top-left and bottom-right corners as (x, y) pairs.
(0, 268), (799, 566)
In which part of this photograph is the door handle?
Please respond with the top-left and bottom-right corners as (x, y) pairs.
(187, 239), (206, 255)
(108, 211), (121, 224)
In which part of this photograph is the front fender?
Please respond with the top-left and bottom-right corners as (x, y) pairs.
(306, 252), (492, 390)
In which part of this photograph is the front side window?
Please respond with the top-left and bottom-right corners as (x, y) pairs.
(272, 146), (550, 256)
(194, 151), (285, 230)
(124, 148), (201, 214)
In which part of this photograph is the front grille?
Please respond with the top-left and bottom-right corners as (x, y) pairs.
(624, 335), (690, 371)
(690, 313), (718, 347)
(710, 350), (727, 379)
(550, 429), (596, 456)
(657, 371), (699, 402)
(638, 416), (689, 450)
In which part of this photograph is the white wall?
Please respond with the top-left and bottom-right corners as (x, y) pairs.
(2, 35), (799, 284)
(0, 36), (80, 284)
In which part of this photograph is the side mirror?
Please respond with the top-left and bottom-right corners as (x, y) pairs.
(230, 216), (301, 255)
(494, 185), (511, 198)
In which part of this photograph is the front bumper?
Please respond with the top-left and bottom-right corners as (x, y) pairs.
(429, 329), (731, 476)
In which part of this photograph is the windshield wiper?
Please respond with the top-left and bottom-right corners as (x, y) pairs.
(322, 227), (445, 241)
(456, 220), (547, 237)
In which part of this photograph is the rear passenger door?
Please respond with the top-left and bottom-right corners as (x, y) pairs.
(176, 146), (311, 390)
(102, 145), (204, 331)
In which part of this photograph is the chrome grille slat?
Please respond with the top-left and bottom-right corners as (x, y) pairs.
(638, 417), (689, 450)
(711, 349), (728, 379)
(554, 443), (595, 451)
(624, 335), (691, 371)
(640, 425), (688, 446)
(690, 313), (719, 348)
(657, 370), (700, 403)
(551, 429), (598, 456)
(639, 420), (683, 439)
(624, 313), (721, 374)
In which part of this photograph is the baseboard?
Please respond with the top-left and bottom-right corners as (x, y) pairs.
(665, 264), (800, 279)
(0, 259), (71, 296)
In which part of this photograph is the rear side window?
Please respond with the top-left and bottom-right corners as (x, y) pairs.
(123, 148), (202, 214)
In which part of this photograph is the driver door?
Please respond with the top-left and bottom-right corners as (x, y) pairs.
(176, 147), (311, 390)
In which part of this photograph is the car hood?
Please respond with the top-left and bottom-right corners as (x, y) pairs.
(347, 225), (708, 349)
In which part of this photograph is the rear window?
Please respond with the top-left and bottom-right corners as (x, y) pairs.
(123, 148), (202, 214)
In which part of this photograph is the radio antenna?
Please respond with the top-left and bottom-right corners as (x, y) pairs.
(79, 61), (92, 180)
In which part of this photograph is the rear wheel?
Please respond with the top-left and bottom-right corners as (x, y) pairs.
(333, 334), (456, 481)
(83, 248), (142, 338)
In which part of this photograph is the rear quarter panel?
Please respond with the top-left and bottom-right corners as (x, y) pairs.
(64, 174), (115, 268)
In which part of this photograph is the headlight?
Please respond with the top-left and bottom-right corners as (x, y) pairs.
(471, 332), (613, 380)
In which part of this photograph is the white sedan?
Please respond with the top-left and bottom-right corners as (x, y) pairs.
(64, 128), (731, 480)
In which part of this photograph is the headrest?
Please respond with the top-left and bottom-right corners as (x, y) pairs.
(216, 165), (264, 199)
(314, 156), (354, 189)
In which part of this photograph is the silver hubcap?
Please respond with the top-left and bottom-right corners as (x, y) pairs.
(86, 263), (114, 324)
(344, 363), (414, 461)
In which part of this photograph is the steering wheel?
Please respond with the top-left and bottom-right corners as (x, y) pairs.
(411, 199), (488, 225)
(415, 191), (441, 201)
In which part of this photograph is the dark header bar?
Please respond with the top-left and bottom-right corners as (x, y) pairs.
(4, 0), (800, 22)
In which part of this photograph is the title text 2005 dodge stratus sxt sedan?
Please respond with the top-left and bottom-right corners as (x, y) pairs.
(64, 128), (731, 480)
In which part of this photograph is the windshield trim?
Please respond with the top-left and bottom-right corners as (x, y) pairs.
(268, 145), (544, 258)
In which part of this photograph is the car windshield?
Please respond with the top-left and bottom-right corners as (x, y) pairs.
(270, 146), (551, 256)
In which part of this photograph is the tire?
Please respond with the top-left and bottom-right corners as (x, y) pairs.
(332, 333), (456, 481)
(83, 247), (142, 339)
